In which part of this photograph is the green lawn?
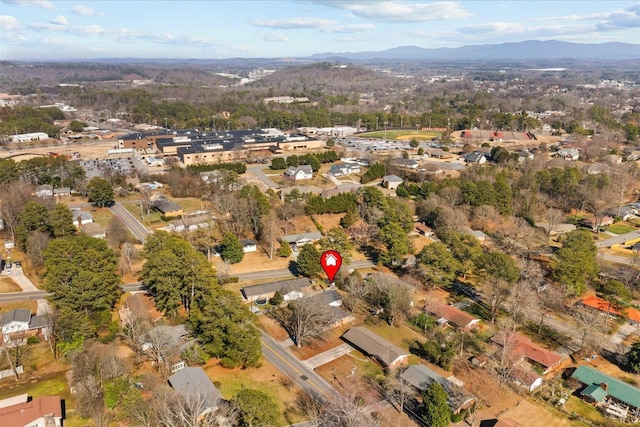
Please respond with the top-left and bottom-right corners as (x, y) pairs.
(563, 395), (627, 426)
(605, 223), (637, 235)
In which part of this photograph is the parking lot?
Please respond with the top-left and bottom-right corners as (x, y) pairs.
(78, 156), (137, 178)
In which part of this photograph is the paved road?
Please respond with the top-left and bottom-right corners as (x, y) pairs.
(595, 230), (640, 248)
(235, 260), (375, 282)
(597, 252), (637, 266)
(247, 164), (280, 190)
(1, 267), (52, 314)
(260, 331), (340, 403)
(109, 201), (151, 244)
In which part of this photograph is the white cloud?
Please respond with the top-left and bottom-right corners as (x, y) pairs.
(259, 32), (289, 42)
(0, 15), (21, 31)
(49, 15), (68, 26)
(252, 17), (373, 33)
(2, 0), (54, 9)
(71, 4), (98, 16)
(316, 0), (471, 22)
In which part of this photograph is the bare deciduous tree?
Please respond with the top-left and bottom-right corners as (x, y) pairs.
(26, 230), (51, 269)
(119, 242), (138, 275)
(0, 182), (33, 240)
(275, 297), (334, 348)
(486, 278), (511, 324)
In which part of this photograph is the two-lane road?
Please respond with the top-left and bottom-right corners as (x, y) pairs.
(109, 201), (151, 244)
(260, 331), (340, 403)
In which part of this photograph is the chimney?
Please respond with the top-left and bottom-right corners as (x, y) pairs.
(600, 382), (608, 391)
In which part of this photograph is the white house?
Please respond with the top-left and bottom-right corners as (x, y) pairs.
(35, 185), (54, 198)
(463, 151), (487, 164)
(241, 239), (257, 253)
(328, 163), (361, 177)
(71, 209), (94, 226)
(382, 175), (403, 190)
(10, 132), (49, 143)
(284, 165), (313, 181)
(1, 309), (31, 340)
(557, 148), (580, 161)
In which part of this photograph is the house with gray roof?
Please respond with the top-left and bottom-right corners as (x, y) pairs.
(462, 151), (487, 164)
(284, 165), (313, 181)
(280, 231), (323, 247)
(240, 278), (311, 303)
(382, 175), (403, 190)
(168, 367), (223, 416)
(152, 198), (183, 217)
(400, 364), (476, 414)
(341, 327), (408, 369)
(1, 309), (50, 344)
(393, 158), (419, 169)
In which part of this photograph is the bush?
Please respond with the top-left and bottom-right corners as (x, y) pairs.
(269, 291), (284, 306)
(277, 241), (292, 257)
(27, 335), (41, 345)
(220, 357), (239, 368)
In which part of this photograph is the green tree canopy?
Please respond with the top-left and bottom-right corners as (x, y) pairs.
(296, 244), (322, 277)
(627, 341), (640, 373)
(234, 389), (279, 427)
(421, 382), (452, 427)
(49, 203), (76, 238)
(141, 231), (217, 314)
(16, 201), (51, 249)
(219, 232), (245, 264)
(481, 251), (520, 284)
(417, 242), (462, 286)
(187, 289), (262, 368)
(86, 176), (114, 207)
(43, 234), (121, 337)
(552, 230), (599, 295)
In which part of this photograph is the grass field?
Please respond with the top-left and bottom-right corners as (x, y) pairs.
(0, 277), (21, 293)
(605, 223), (637, 235)
(356, 129), (441, 140)
(0, 300), (38, 313)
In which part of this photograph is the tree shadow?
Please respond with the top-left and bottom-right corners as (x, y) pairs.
(287, 260), (300, 276)
(408, 339), (427, 360)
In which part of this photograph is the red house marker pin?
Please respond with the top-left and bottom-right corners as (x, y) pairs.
(320, 250), (342, 283)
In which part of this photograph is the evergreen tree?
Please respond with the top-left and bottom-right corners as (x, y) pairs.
(627, 341), (640, 373)
(421, 382), (452, 427)
(296, 244), (322, 277)
(86, 176), (114, 207)
(552, 230), (598, 295)
(43, 234), (121, 337)
(235, 389), (280, 427)
(16, 201), (51, 249)
(49, 204), (76, 238)
(277, 241), (292, 257)
(220, 232), (245, 264)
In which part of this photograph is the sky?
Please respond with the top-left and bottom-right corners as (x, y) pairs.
(1, 0), (639, 60)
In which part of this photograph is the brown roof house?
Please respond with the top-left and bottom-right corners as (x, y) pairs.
(341, 327), (408, 369)
(0, 395), (63, 427)
(425, 302), (480, 331)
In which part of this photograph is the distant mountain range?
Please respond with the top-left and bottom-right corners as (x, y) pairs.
(308, 40), (640, 61)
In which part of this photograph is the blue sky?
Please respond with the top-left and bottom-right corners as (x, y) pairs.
(1, 0), (639, 60)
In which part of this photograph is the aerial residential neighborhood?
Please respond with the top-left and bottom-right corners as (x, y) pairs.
(0, 2), (639, 427)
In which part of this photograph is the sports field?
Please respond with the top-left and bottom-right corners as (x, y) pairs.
(356, 129), (442, 140)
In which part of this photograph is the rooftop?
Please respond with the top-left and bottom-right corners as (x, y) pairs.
(241, 278), (311, 299)
(426, 302), (479, 329)
(341, 327), (407, 368)
(168, 367), (223, 410)
(0, 396), (62, 427)
(571, 365), (640, 408)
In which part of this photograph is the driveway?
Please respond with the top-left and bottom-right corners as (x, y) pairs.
(303, 343), (353, 369)
(247, 165), (280, 189)
(3, 266), (51, 315)
(595, 230), (640, 248)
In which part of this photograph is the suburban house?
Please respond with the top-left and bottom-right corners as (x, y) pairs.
(382, 174), (403, 190)
(152, 198), (183, 217)
(492, 332), (565, 391)
(167, 214), (214, 233)
(605, 206), (636, 221)
(35, 185), (54, 198)
(581, 295), (640, 325)
(341, 327), (409, 369)
(79, 222), (107, 239)
(462, 227), (488, 242)
(586, 163), (612, 175)
(280, 231), (323, 247)
(557, 148), (580, 160)
(284, 165), (313, 181)
(71, 209), (93, 226)
(424, 147), (453, 159)
(425, 302), (480, 330)
(571, 365), (640, 422)
(53, 187), (71, 197)
(400, 364), (476, 414)
(168, 367), (224, 417)
(393, 158), (419, 169)
(1, 309), (50, 344)
(462, 151), (487, 164)
(240, 278), (311, 303)
(580, 216), (614, 232)
(241, 239), (257, 253)
(414, 222), (435, 237)
(535, 221), (576, 236)
(303, 290), (355, 328)
(328, 162), (361, 176)
(0, 395), (63, 427)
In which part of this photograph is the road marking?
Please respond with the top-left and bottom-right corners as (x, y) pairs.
(261, 339), (330, 399)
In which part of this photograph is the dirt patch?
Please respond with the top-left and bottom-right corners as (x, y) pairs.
(224, 251), (293, 275)
(501, 399), (573, 427)
(313, 213), (343, 231)
(0, 277), (21, 293)
(409, 235), (433, 253)
(257, 315), (290, 342)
